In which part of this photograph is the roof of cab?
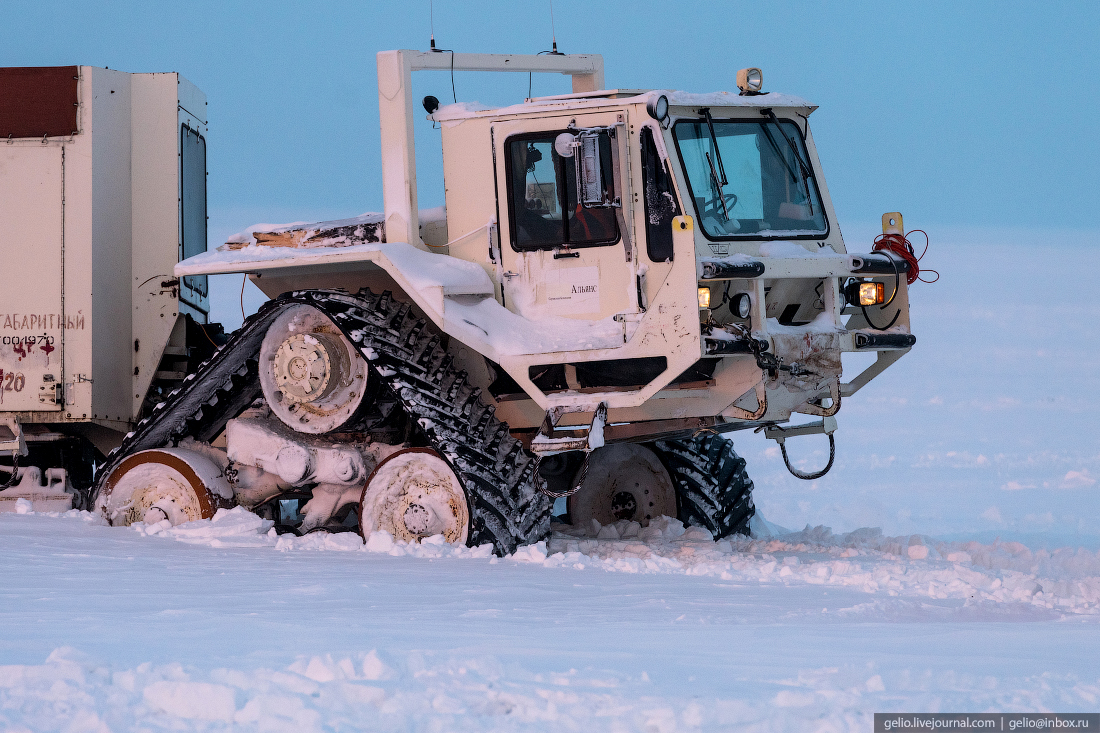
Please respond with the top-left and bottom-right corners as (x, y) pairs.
(431, 89), (816, 123)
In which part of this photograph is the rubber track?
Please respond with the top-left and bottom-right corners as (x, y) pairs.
(651, 433), (756, 539)
(95, 289), (550, 555)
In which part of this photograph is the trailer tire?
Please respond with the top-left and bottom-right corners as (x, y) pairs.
(651, 433), (755, 539)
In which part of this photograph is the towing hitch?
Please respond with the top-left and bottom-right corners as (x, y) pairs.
(762, 416), (837, 480)
(529, 403), (608, 499)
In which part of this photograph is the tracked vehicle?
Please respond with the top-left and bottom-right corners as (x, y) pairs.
(3, 52), (918, 554)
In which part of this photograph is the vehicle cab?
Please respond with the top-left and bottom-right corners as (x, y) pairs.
(432, 74), (913, 442)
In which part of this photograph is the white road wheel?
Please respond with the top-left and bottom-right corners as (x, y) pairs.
(358, 448), (469, 545)
(567, 444), (677, 528)
(96, 448), (228, 527)
(259, 304), (369, 434)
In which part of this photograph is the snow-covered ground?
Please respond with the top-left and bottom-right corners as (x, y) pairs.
(3, 230), (1099, 731)
(1, 507), (1098, 731)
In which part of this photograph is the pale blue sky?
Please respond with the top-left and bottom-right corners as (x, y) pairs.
(4, 0), (1097, 234)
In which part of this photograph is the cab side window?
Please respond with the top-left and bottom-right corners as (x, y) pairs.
(506, 133), (619, 251)
(641, 126), (680, 262)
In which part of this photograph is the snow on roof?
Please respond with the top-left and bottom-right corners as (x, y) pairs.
(432, 88), (815, 123)
(662, 89), (816, 111)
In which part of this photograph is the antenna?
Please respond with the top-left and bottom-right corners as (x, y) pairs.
(429, 0), (436, 50)
(549, 0), (561, 54)
(529, 0), (564, 98)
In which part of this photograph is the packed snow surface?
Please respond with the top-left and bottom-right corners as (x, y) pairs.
(5, 231), (1100, 730)
(1, 507), (1098, 731)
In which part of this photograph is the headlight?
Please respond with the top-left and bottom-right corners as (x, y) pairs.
(846, 281), (885, 306)
(646, 94), (669, 123)
(732, 292), (751, 318)
(736, 67), (763, 94)
(698, 287), (712, 309)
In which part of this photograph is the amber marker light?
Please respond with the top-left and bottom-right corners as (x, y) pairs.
(846, 281), (885, 306)
(698, 287), (712, 309)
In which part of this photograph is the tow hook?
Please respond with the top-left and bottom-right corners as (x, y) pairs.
(529, 403), (608, 499)
(761, 416), (837, 480)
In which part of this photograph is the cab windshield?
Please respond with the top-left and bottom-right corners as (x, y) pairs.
(672, 117), (827, 239)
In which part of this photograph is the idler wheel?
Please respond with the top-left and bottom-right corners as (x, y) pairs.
(259, 304), (370, 434)
(96, 448), (229, 527)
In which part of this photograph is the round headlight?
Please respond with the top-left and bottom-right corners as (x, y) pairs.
(646, 94), (669, 122)
(732, 293), (751, 319)
(736, 67), (763, 94)
(554, 132), (577, 158)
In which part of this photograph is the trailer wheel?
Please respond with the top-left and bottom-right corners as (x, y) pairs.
(259, 304), (371, 434)
(566, 444), (678, 528)
(95, 448), (230, 527)
(651, 433), (755, 539)
(358, 448), (470, 545)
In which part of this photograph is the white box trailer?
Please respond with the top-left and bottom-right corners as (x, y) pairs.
(0, 65), (212, 509)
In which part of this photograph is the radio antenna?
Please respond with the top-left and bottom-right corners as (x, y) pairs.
(549, 0), (560, 54)
(430, 0), (436, 50)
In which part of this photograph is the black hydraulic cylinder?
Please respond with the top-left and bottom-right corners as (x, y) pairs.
(700, 260), (765, 280)
(854, 332), (916, 349)
(704, 337), (769, 355)
(850, 252), (911, 275)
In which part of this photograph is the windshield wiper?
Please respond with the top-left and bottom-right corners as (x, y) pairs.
(700, 108), (735, 220)
(759, 108), (815, 215)
(700, 108), (727, 185)
(706, 151), (731, 220)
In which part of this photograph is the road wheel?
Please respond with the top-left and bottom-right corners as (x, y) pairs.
(96, 448), (230, 527)
(567, 444), (678, 528)
(358, 448), (470, 545)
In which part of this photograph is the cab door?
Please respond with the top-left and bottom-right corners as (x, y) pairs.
(493, 110), (638, 323)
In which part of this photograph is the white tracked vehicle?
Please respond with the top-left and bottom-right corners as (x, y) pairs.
(1, 52), (919, 555)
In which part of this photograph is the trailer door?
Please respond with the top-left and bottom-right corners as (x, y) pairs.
(0, 145), (64, 411)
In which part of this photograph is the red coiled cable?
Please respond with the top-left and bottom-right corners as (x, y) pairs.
(872, 229), (939, 285)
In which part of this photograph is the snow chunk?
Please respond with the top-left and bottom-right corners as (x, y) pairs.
(510, 541), (548, 563)
(161, 507), (274, 544)
(364, 530), (395, 553)
(143, 680), (236, 721)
